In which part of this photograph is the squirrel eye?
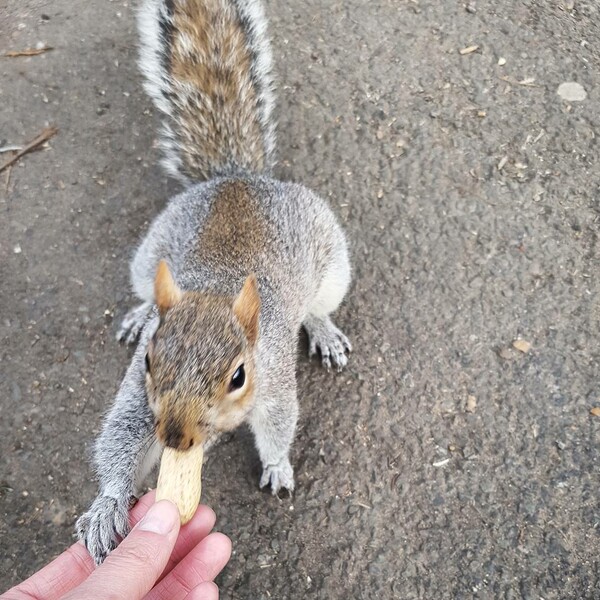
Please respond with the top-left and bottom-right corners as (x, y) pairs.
(229, 365), (245, 392)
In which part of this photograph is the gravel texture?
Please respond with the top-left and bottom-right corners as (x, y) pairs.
(1, 1), (599, 598)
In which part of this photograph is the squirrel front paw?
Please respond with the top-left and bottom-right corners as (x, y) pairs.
(76, 495), (132, 565)
(116, 302), (153, 345)
(304, 315), (352, 371)
(259, 457), (295, 496)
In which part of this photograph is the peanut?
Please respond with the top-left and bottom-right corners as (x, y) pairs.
(156, 444), (204, 524)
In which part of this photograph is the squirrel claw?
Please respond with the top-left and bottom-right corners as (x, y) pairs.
(76, 495), (130, 565)
(304, 315), (351, 371)
(260, 458), (295, 496)
(116, 302), (153, 345)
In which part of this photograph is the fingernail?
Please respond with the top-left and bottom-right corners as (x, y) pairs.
(136, 500), (179, 535)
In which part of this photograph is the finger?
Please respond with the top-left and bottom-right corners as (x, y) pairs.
(129, 491), (217, 579)
(145, 533), (231, 600)
(1, 491), (208, 600)
(129, 490), (157, 525)
(157, 506), (216, 580)
(1, 543), (94, 600)
(0, 490), (163, 600)
(63, 500), (180, 600)
(184, 582), (219, 600)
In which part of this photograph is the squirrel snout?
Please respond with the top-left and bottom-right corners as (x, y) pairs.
(156, 416), (200, 451)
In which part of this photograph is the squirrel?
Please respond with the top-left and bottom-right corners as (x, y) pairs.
(76, 0), (352, 565)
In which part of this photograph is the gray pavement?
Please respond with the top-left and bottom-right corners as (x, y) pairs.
(1, 0), (599, 598)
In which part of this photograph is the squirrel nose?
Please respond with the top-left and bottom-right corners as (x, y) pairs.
(159, 417), (186, 449)
(156, 415), (201, 450)
(164, 429), (183, 449)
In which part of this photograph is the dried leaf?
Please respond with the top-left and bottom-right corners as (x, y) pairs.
(5, 46), (53, 57)
(590, 407), (600, 417)
(513, 339), (531, 353)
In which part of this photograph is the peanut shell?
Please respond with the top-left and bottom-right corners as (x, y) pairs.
(156, 444), (204, 524)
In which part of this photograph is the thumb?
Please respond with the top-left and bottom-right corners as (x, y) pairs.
(185, 582), (220, 600)
(64, 500), (180, 600)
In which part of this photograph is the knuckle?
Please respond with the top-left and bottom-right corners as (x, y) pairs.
(113, 536), (160, 571)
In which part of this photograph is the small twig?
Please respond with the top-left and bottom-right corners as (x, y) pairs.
(459, 45), (479, 55)
(0, 126), (58, 173)
(5, 164), (12, 192)
(4, 46), (53, 57)
(499, 75), (540, 87)
(0, 145), (23, 154)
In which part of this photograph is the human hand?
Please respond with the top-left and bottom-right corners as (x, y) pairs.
(2, 491), (231, 600)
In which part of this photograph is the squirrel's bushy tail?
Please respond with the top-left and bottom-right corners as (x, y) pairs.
(138, 0), (276, 183)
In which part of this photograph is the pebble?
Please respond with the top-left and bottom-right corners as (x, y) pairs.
(557, 82), (587, 102)
(466, 395), (477, 413)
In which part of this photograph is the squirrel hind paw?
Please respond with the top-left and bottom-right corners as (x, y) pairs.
(76, 495), (130, 565)
(259, 459), (295, 497)
(304, 316), (352, 372)
(116, 302), (153, 345)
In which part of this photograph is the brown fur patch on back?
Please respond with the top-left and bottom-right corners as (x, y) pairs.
(196, 180), (271, 269)
(170, 0), (265, 178)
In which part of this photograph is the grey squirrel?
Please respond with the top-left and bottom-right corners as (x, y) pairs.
(76, 0), (352, 565)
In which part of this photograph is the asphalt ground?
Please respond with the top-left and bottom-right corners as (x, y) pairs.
(1, 1), (599, 598)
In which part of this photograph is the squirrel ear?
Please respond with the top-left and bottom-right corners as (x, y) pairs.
(154, 260), (183, 316)
(233, 274), (260, 345)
